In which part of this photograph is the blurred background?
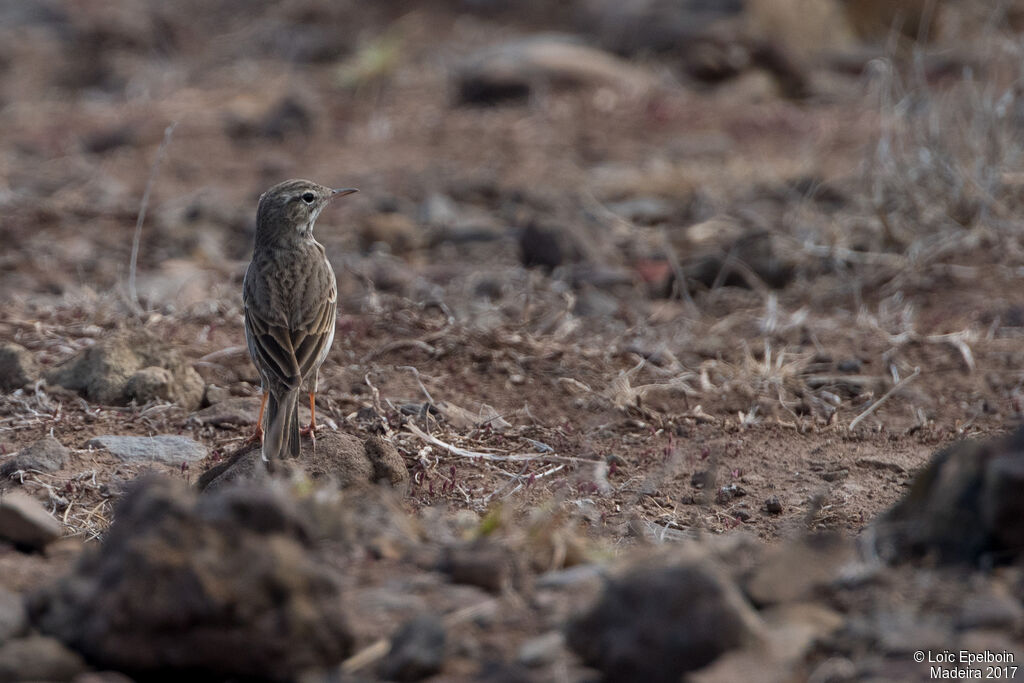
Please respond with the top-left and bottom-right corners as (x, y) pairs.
(3, 0), (1024, 438)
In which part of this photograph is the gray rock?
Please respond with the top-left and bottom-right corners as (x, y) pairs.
(1, 435), (69, 478)
(380, 615), (446, 682)
(566, 559), (760, 683)
(0, 491), (62, 549)
(0, 343), (38, 392)
(420, 193), (460, 227)
(0, 588), (27, 644)
(517, 631), (565, 668)
(29, 476), (353, 679)
(86, 435), (207, 465)
(0, 635), (88, 682)
(46, 336), (204, 410)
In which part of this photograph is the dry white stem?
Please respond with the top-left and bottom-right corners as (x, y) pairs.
(405, 422), (582, 464)
(398, 365), (435, 405)
(848, 366), (921, 431)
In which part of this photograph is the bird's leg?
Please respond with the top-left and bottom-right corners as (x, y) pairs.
(299, 391), (318, 441)
(245, 393), (268, 445)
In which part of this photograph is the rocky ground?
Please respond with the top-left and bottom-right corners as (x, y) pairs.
(1, 0), (1024, 681)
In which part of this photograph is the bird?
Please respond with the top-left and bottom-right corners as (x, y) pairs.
(242, 179), (358, 470)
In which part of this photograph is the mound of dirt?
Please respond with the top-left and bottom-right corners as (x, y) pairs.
(197, 431), (410, 493)
(28, 476), (353, 680)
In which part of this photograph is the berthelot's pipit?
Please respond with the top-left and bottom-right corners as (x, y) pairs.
(243, 179), (358, 469)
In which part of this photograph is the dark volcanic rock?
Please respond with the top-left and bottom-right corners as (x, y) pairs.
(1, 435), (69, 478)
(29, 476), (353, 680)
(0, 343), (39, 392)
(45, 335), (204, 410)
(873, 427), (1024, 564)
(380, 614), (447, 682)
(566, 560), (759, 682)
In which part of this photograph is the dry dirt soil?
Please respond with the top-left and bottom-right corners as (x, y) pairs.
(1, 1), (1024, 681)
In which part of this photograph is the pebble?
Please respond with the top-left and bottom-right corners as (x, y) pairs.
(0, 491), (62, 550)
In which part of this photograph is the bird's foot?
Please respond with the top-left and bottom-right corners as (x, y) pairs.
(299, 423), (322, 438)
(244, 424), (264, 447)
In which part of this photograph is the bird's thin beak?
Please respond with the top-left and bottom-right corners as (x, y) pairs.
(330, 188), (359, 200)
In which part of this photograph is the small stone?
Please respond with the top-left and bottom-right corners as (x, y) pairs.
(764, 496), (783, 515)
(820, 469), (848, 482)
(836, 358), (862, 373)
(0, 343), (38, 392)
(86, 435), (207, 465)
(0, 491), (62, 549)
(202, 384), (232, 406)
(519, 221), (577, 271)
(440, 542), (521, 593)
(0, 588), (27, 644)
(1, 436), (69, 478)
(0, 635), (88, 682)
(420, 193), (460, 227)
(517, 631), (565, 668)
(380, 615), (446, 682)
(125, 366), (175, 404)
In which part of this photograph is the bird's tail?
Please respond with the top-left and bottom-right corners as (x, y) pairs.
(263, 388), (300, 468)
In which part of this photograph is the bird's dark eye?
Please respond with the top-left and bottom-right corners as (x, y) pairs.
(301, 192), (316, 204)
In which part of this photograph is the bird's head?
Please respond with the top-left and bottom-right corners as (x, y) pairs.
(255, 179), (358, 244)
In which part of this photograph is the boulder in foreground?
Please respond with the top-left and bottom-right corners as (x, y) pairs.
(29, 476), (353, 680)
